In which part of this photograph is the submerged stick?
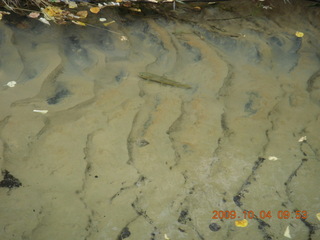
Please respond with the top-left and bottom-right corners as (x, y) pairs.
(139, 72), (192, 89)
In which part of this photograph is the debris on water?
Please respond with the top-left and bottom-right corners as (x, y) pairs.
(316, 213), (320, 221)
(235, 219), (248, 227)
(164, 233), (170, 240)
(6, 81), (17, 87)
(268, 156), (279, 161)
(284, 225), (291, 238)
(103, 20), (115, 27)
(136, 139), (149, 147)
(295, 31), (304, 38)
(120, 36), (128, 41)
(138, 72), (192, 89)
(33, 109), (48, 114)
(76, 10), (88, 18)
(298, 136), (307, 142)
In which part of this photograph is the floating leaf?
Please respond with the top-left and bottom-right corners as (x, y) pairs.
(28, 12), (40, 18)
(235, 219), (248, 227)
(99, 17), (107, 22)
(42, 6), (64, 21)
(90, 7), (100, 14)
(316, 213), (320, 221)
(103, 20), (115, 27)
(295, 31), (304, 38)
(72, 20), (86, 26)
(268, 156), (279, 161)
(76, 10), (88, 18)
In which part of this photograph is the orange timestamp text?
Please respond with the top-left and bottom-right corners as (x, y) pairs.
(212, 210), (308, 220)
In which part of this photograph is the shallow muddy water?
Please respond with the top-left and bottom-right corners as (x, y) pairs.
(0, 2), (320, 240)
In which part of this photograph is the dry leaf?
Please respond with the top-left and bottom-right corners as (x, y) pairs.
(28, 12), (40, 18)
(99, 18), (107, 22)
(72, 20), (86, 26)
(295, 31), (304, 38)
(103, 20), (115, 27)
(33, 110), (48, 114)
(90, 7), (100, 14)
(235, 219), (248, 227)
(43, 6), (63, 17)
(76, 10), (88, 18)
(68, 1), (78, 8)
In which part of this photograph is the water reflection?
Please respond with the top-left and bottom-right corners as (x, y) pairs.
(0, 5), (320, 240)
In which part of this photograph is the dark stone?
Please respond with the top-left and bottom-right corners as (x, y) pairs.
(178, 210), (189, 224)
(209, 223), (221, 231)
(119, 227), (130, 239)
(47, 89), (70, 105)
(0, 170), (22, 189)
(233, 195), (242, 207)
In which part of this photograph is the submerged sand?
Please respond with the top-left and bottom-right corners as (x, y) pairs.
(0, 1), (319, 239)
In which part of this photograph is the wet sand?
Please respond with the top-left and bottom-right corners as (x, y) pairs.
(0, 1), (320, 240)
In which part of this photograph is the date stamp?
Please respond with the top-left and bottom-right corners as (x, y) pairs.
(212, 210), (308, 220)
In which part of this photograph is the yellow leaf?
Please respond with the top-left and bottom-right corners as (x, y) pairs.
(76, 10), (88, 18)
(72, 20), (86, 26)
(235, 219), (248, 227)
(103, 20), (115, 27)
(295, 31), (304, 38)
(0, 13), (2, 21)
(43, 6), (63, 17)
(90, 7), (100, 14)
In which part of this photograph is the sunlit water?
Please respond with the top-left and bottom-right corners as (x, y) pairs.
(0, 3), (319, 240)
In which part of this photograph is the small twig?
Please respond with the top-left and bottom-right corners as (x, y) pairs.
(206, 15), (252, 21)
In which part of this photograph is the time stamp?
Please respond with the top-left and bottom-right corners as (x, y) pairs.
(212, 210), (308, 220)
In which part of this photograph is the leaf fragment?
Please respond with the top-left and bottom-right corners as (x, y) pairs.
(72, 20), (86, 26)
(103, 20), (115, 27)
